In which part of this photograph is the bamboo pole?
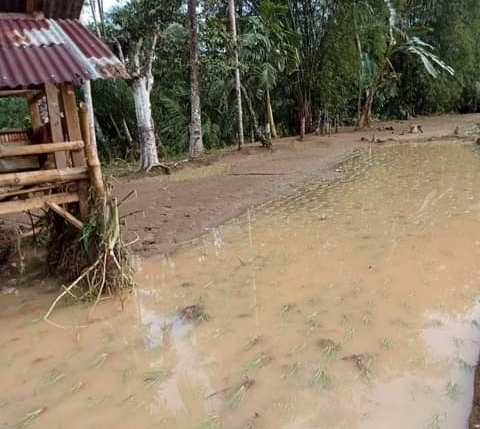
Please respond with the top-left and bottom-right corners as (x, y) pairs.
(0, 141), (84, 158)
(0, 192), (79, 215)
(79, 103), (105, 199)
(46, 202), (84, 230)
(0, 183), (77, 199)
(0, 167), (88, 187)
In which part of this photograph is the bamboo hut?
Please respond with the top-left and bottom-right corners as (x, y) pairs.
(0, 1), (128, 234)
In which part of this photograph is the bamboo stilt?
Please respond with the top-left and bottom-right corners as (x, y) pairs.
(79, 103), (105, 199)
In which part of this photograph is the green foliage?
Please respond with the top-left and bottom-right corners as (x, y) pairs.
(77, 0), (480, 160)
(0, 98), (29, 129)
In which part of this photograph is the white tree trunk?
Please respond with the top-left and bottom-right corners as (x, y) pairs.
(188, 0), (204, 157)
(228, 0), (245, 150)
(132, 76), (159, 170)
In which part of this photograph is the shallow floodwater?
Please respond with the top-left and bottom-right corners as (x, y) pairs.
(2, 142), (480, 429)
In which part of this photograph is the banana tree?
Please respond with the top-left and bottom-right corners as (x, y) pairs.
(356, 0), (454, 129)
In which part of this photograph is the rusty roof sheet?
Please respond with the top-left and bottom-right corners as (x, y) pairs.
(0, 19), (129, 89)
(1, 0), (84, 19)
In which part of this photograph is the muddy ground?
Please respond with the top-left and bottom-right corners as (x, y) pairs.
(117, 113), (480, 256)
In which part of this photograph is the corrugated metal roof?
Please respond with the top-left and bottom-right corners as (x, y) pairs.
(0, 0), (84, 19)
(0, 19), (129, 89)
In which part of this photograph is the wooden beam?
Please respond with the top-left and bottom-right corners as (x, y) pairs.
(0, 167), (88, 187)
(26, 0), (36, 13)
(0, 12), (45, 20)
(44, 83), (67, 168)
(0, 141), (84, 158)
(0, 192), (79, 215)
(60, 84), (89, 219)
(0, 183), (76, 199)
(46, 201), (84, 230)
(0, 89), (39, 98)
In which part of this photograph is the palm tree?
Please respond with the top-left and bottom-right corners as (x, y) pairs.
(188, 0), (204, 157)
(242, 0), (298, 139)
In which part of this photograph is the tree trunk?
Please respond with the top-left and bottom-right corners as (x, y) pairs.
(357, 89), (374, 129)
(131, 76), (159, 170)
(188, 0), (204, 158)
(266, 89), (277, 139)
(300, 114), (306, 140)
(228, 0), (245, 150)
(241, 85), (271, 148)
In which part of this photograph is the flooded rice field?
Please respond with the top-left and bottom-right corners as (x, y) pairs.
(2, 142), (480, 429)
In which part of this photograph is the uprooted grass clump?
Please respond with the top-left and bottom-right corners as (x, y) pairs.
(44, 188), (134, 315)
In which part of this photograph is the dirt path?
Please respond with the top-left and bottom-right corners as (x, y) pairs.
(117, 113), (480, 256)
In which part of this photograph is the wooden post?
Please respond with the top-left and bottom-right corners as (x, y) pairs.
(61, 83), (89, 219)
(28, 96), (42, 135)
(44, 83), (68, 168)
(26, 0), (35, 13)
(81, 81), (97, 147)
(335, 114), (339, 134)
(79, 103), (105, 199)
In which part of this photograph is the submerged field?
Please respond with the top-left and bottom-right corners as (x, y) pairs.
(2, 141), (480, 429)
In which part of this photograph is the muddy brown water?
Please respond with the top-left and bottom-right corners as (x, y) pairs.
(2, 142), (480, 429)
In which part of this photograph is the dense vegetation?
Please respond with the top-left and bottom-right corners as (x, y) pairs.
(3, 0), (480, 166)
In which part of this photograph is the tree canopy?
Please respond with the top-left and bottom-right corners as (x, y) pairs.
(2, 0), (478, 162)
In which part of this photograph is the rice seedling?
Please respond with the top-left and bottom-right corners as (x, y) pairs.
(410, 353), (428, 369)
(68, 381), (84, 395)
(305, 312), (318, 325)
(341, 313), (351, 325)
(305, 324), (318, 336)
(242, 355), (272, 373)
(226, 385), (248, 408)
(380, 337), (394, 350)
(90, 352), (109, 369)
(122, 369), (132, 385)
(280, 303), (296, 317)
(471, 319), (480, 329)
(0, 400), (9, 410)
(457, 358), (474, 372)
(425, 412), (447, 429)
(243, 335), (261, 351)
(352, 285), (362, 297)
(322, 343), (342, 361)
(445, 380), (462, 400)
(431, 319), (443, 328)
(42, 368), (66, 388)
(310, 368), (333, 389)
(87, 395), (110, 408)
(12, 408), (46, 429)
(195, 415), (221, 429)
(453, 337), (464, 348)
(287, 361), (303, 378)
(143, 369), (169, 387)
(361, 311), (373, 326)
(344, 327), (355, 341)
